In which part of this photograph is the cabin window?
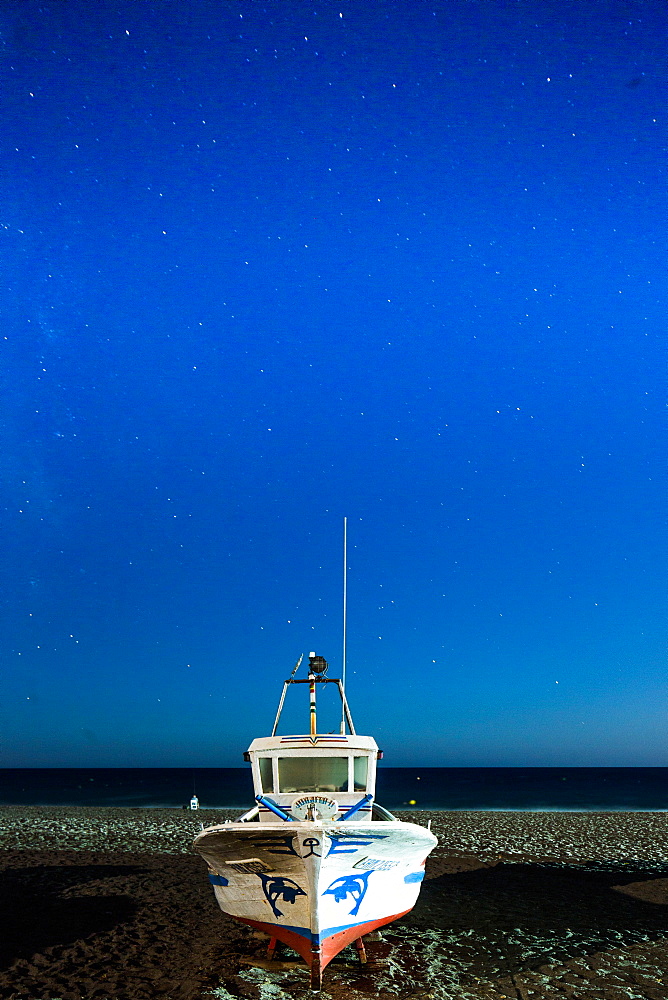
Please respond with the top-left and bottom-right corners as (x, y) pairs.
(278, 757), (349, 793)
(353, 756), (368, 791)
(258, 757), (274, 793)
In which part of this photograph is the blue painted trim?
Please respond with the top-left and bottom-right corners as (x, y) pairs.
(280, 735), (349, 743)
(279, 919), (370, 945)
(404, 871), (425, 883)
(208, 873), (229, 886)
(339, 793), (373, 820)
(321, 920), (369, 938)
(255, 794), (294, 821)
(279, 923), (314, 943)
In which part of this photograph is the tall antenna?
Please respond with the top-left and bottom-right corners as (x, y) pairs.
(341, 516), (347, 733)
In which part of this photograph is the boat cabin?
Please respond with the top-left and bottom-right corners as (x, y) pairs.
(243, 652), (381, 822)
(246, 733), (379, 822)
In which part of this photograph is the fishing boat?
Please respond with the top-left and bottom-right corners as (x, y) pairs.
(193, 650), (437, 989)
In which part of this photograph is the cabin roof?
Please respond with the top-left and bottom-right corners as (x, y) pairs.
(247, 734), (378, 753)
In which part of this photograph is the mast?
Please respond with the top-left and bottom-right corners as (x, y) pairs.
(341, 515), (347, 734)
(309, 669), (317, 736)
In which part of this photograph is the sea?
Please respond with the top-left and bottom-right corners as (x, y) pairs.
(1, 768), (666, 811)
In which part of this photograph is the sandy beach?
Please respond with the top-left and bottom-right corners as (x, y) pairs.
(0, 806), (666, 999)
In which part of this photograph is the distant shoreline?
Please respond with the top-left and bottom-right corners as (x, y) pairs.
(1, 802), (667, 812)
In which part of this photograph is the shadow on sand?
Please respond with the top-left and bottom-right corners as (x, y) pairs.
(0, 863), (144, 969)
(402, 859), (668, 975)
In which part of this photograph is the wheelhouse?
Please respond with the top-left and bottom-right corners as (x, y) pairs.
(246, 734), (380, 822)
(240, 652), (380, 822)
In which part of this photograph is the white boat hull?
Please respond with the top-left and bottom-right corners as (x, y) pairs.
(194, 819), (437, 984)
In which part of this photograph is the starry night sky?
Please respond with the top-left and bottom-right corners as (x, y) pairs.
(2, 1), (664, 768)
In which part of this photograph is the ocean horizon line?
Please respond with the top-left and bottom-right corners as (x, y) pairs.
(2, 765), (665, 811)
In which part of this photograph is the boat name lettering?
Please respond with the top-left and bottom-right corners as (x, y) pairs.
(226, 859), (271, 874)
(352, 856), (398, 871)
(292, 794), (339, 821)
(250, 835), (300, 857)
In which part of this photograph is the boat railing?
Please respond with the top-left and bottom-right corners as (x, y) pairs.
(237, 804), (260, 823)
(372, 802), (398, 822)
(237, 798), (397, 823)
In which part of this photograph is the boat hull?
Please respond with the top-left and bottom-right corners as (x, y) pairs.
(193, 820), (437, 984)
(238, 909), (411, 966)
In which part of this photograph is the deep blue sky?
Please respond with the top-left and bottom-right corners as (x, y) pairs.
(2, 1), (664, 767)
